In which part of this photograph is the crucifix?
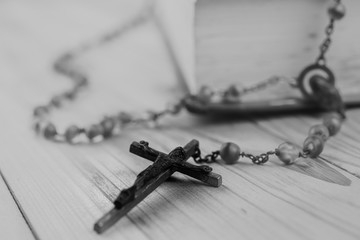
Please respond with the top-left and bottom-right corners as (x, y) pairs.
(94, 139), (222, 234)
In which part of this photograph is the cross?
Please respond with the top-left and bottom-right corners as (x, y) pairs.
(94, 139), (222, 234)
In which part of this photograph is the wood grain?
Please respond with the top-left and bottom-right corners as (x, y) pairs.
(0, 172), (35, 240)
(0, 0), (360, 240)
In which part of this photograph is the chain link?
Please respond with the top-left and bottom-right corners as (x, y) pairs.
(238, 76), (297, 95)
(204, 75), (297, 104)
(240, 151), (277, 165)
(316, 0), (343, 65)
(316, 19), (335, 65)
(192, 147), (277, 165)
(192, 148), (220, 164)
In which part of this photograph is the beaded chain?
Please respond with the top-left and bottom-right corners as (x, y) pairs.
(31, 1), (295, 144)
(194, 75), (297, 105)
(32, 3), (185, 144)
(32, 0), (347, 166)
(192, 0), (346, 165)
(192, 111), (344, 165)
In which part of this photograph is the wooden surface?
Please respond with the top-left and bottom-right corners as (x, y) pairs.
(1, 0), (360, 240)
(0, 171), (35, 239)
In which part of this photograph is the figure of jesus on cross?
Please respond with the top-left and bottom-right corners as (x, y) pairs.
(94, 139), (222, 233)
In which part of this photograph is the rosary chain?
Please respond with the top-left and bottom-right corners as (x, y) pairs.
(192, 147), (278, 165)
(239, 150), (277, 165)
(221, 75), (296, 97)
(33, 2), (185, 143)
(316, 19), (335, 65)
(198, 75), (297, 105)
(192, 148), (220, 164)
(33, 0), (346, 151)
(233, 76), (297, 96)
(316, 0), (343, 65)
(193, 77), (345, 166)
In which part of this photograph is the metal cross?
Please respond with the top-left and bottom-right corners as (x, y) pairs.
(94, 139), (222, 233)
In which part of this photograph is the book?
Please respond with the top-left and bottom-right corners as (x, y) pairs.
(156, 0), (358, 98)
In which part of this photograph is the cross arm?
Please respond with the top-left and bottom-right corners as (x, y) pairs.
(173, 162), (222, 187)
(129, 139), (199, 160)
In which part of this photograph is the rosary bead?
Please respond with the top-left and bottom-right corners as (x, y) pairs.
(118, 112), (132, 124)
(197, 86), (213, 103)
(276, 142), (300, 164)
(33, 106), (48, 118)
(328, 2), (346, 20)
(77, 77), (88, 87)
(33, 120), (48, 133)
(323, 112), (343, 136)
(219, 142), (240, 164)
(50, 95), (62, 108)
(64, 90), (76, 100)
(308, 124), (330, 142)
(222, 85), (240, 103)
(303, 135), (324, 158)
(43, 123), (57, 139)
(65, 125), (81, 143)
(101, 118), (115, 138)
(86, 124), (104, 140)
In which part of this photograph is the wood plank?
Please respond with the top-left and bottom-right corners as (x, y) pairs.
(1, 102), (360, 240)
(0, 0), (360, 240)
(0, 172), (35, 240)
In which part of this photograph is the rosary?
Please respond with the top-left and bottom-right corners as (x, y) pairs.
(32, 0), (353, 234)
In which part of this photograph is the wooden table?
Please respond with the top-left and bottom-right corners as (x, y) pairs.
(1, 0), (360, 239)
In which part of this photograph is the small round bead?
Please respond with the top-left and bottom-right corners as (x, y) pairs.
(101, 118), (115, 138)
(33, 120), (48, 133)
(118, 112), (132, 124)
(219, 142), (240, 164)
(50, 95), (62, 107)
(76, 76), (88, 88)
(65, 125), (81, 143)
(303, 135), (324, 158)
(64, 90), (76, 100)
(276, 142), (300, 164)
(33, 106), (48, 118)
(328, 3), (346, 20)
(197, 86), (213, 103)
(308, 124), (330, 142)
(43, 123), (57, 139)
(323, 113), (343, 136)
(86, 124), (104, 140)
(222, 85), (240, 103)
